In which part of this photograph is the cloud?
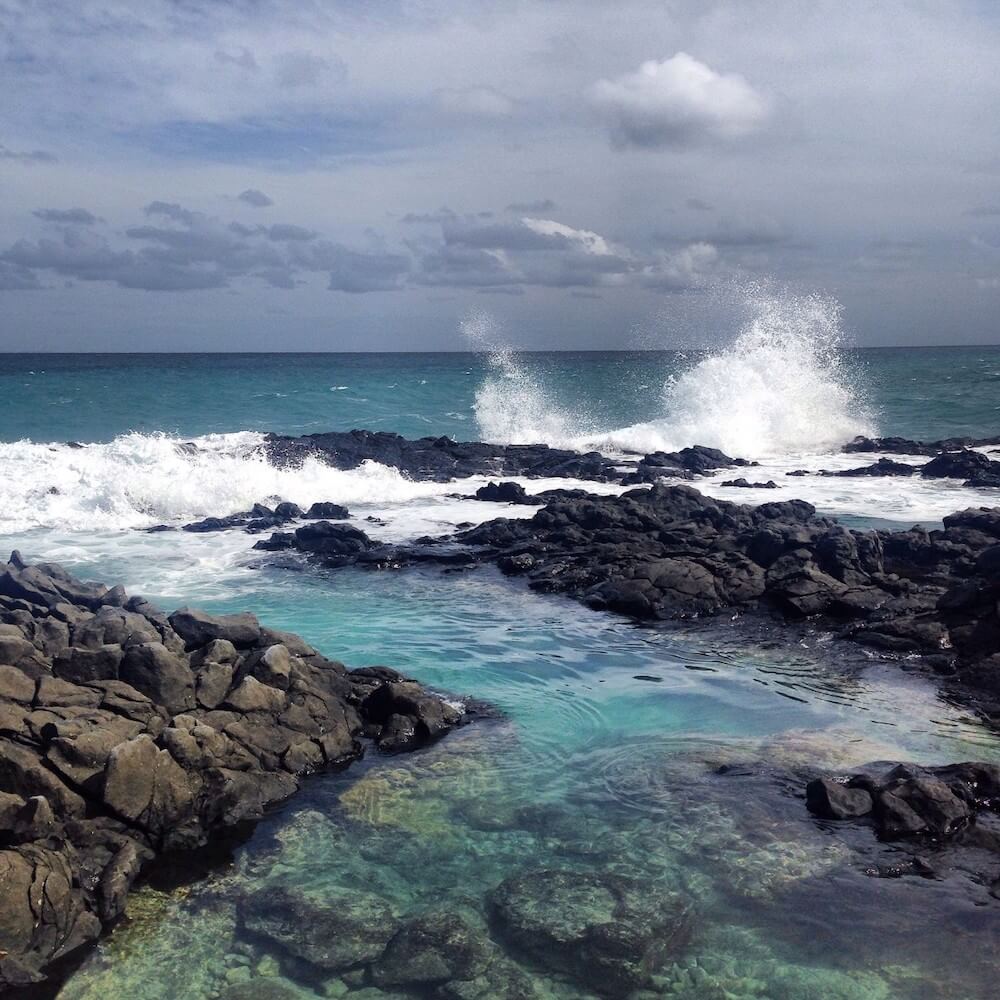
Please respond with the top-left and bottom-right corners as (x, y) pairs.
(589, 53), (769, 149)
(685, 197), (713, 212)
(506, 199), (557, 213)
(238, 189), (274, 208)
(402, 208), (458, 224)
(435, 86), (515, 118)
(965, 205), (1000, 217)
(0, 261), (41, 290)
(698, 214), (788, 246)
(33, 208), (99, 225)
(0, 143), (57, 164)
(266, 224), (317, 242)
(144, 201), (202, 226)
(274, 51), (341, 88)
(214, 48), (258, 72)
(638, 241), (719, 290)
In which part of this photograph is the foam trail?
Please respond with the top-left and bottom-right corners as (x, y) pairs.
(465, 310), (588, 445)
(0, 432), (459, 533)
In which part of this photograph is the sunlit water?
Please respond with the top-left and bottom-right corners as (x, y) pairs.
(3, 333), (1000, 998)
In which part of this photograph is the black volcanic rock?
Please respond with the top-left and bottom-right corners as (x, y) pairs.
(845, 434), (1000, 456)
(0, 555), (464, 988)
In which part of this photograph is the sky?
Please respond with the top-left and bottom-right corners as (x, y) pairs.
(2, 0), (1000, 351)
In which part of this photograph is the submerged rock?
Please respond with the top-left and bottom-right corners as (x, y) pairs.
(0, 555), (465, 988)
(489, 869), (691, 995)
(240, 885), (399, 971)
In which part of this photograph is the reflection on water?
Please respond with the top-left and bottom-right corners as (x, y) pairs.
(28, 565), (1000, 999)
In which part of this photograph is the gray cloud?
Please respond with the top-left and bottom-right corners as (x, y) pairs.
(506, 199), (557, 213)
(214, 48), (258, 72)
(0, 143), (56, 164)
(0, 261), (41, 290)
(696, 215), (789, 247)
(266, 224), (317, 242)
(33, 208), (99, 225)
(589, 53), (769, 150)
(965, 205), (1000, 217)
(686, 197), (714, 212)
(237, 189), (274, 208)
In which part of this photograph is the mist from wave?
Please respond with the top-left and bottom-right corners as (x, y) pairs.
(470, 283), (878, 460)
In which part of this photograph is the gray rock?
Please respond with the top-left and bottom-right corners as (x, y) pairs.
(169, 607), (262, 650)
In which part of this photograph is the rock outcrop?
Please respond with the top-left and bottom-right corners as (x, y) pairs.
(0, 554), (464, 988)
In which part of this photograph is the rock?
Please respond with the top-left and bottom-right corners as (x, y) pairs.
(169, 608), (262, 649)
(921, 449), (992, 479)
(240, 885), (399, 971)
(304, 502), (350, 519)
(119, 642), (196, 715)
(475, 482), (533, 504)
(489, 870), (691, 995)
(720, 478), (778, 489)
(372, 910), (491, 986)
(805, 778), (873, 819)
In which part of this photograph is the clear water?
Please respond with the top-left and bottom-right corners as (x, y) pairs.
(2, 339), (1000, 999)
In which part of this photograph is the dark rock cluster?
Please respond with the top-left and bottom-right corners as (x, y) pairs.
(258, 484), (1000, 717)
(0, 554), (463, 989)
(232, 868), (692, 999)
(805, 762), (1000, 891)
(844, 434), (1000, 457)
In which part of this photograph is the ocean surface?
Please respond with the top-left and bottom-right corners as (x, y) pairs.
(3, 300), (1000, 999)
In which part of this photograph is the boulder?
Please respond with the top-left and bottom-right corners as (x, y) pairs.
(373, 910), (492, 986)
(169, 608), (262, 649)
(239, 885), (399, 971)
(490, 870), (691, 995)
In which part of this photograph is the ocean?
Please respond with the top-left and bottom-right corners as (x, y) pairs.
(3, 301), (1000, 998)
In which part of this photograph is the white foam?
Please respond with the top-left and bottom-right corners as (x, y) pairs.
(0, 431), (472, 533)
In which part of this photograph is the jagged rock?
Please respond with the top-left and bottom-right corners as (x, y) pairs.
(475, 482), (533, 504)
(805, 778), (873, 819)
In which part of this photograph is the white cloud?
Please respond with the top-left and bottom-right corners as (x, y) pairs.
(520, 218), (617, 256)
(589, 52), (769, 149)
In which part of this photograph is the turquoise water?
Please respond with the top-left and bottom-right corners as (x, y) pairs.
(2, 343), (1000, 998)
(1, 346), (1000, 444)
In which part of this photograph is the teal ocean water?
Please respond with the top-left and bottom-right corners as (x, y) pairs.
(3, 326), (1000, 998)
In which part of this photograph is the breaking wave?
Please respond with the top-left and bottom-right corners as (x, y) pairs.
(471, 285), (877, 459)
(0, 431), (452, 533)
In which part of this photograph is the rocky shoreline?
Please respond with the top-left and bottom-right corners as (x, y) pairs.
(0, 555), (466, 990)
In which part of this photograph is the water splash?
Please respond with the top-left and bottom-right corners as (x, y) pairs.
(471, 285), (877, 459)
(641, 283), (877, 457)
(464, 310), (589, 445)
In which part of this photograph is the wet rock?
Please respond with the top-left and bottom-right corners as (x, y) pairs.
(720, 478), (778, 489)
(921, 449), (993, 479)
(826, 458), (919, 477)
(475, 482), (533, 504)
(805, 778), (873, 819)
(489, 869), (691, 995)
(240, 885), (399, 971)
(372, 910), (492, 986)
